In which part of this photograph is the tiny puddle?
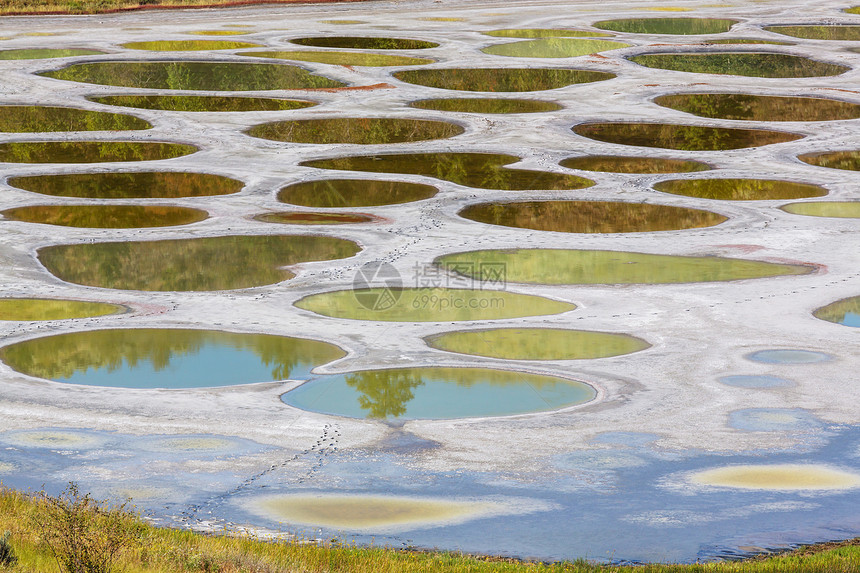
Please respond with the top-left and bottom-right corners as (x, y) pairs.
(690, 464), (860, 490)
(187, 30), (249, 36)
(484, 29), (611, 38)
(1, 205), (208, 228)
(295, 288), (574, 321)
(459, 200), (727, 233)
(745, 349), (832, 364)
(0, 141), (196, 163)
(1, 429), (105, 450)
(247, 117), (464, 144)
(289, 37), (438, 49)
(629, 52), (849, 77)
(302, 153), (595, 190)
(764, 25), (860, 41)
(654, 93), (860, 121)
(482, 38), (631, 58)
(593, 18), (738, 34)
(781, 201), (860, 219)
(434, 249), (812, 284)
(419, 17), (464, 22)
(0, 329), (345, 388)
(718, 375), (793, 388)
(410, 98), (562, 114)
(560, 155), (711, 173)
(0, 298), (123, 321)
(121, 40), (263, 50)
(813, 296), (860, 327)
(0, 48), (104, 59)
(281, 366), (595, 419)
(247, 494), (491, 530)
(653, 178), (827, 200)
(245, 50), (433, 66)
(42, 61), (345, 91)
(278, 179), (437, 207)
(729, 408), (821, 432)
(425, 328), (650, 360)
(38, 235), (360, 291)
(319, 19), (366, 24)
(90, 95), (316, 112)
(392, 68), (615, 92)
(8, 171), (243, 198)
(799, 150), (860, 171)
(255, 211), (375, 225)
(0, 105), (150, 132)
(573, 122), (802, 150)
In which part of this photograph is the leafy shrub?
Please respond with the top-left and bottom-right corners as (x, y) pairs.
(0, 530), (17, 567)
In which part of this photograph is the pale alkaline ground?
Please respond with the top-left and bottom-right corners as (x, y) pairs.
(0, 0), (859, 564)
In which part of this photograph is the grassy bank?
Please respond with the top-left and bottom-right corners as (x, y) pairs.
(0, 0), (365, 17)
(1, 486), (860, 573)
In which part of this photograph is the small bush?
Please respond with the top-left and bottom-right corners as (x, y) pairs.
(0, 531), (17, 567)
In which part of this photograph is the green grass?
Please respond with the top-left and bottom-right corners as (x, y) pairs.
(2, 486), (860, 572)
(0, 0), (348, 16)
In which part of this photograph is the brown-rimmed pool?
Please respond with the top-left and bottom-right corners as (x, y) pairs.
(244, 50), (433, 66)
(0, 105), (150, 132)
(0, 329), (345, 388)
(392, 68), (615, 92)
(628, 52), (849, 77)
(764, 25), (860, 41)
(410, 98), (562, 114)
(8, 172), (243, 198)
(425, 328), (650, 360)
(1, 205), (208, 228)
(89, 95), (316, 112)
(295, 288), (574, 321)
(434, 249), (812, 284)
(781, 201), (860, 219)
(247, 117), (464, 144)
(593, 18), (738, 35)
(0, 298), (124, 321)
(38, 235), (360, 291)
(278, 179), (437, 207)
(813, 296), (860, 327)
(481, 38), (631, 58)
(653, 178), (827, 200)
(654, 93), (860, 122)
(573, 122), (802, 150)
(301, 153), (595, 190)
(254, 211), (376, 225)
(281, 366), (595, 419)
(560, 155), (711, 173)
(289, 36), (438, 49)
(121, 40), (263, 50)
(41, 61), (345, 91)
(0, 141), (196, 163)
(799, 150), (860, 171)
(459, 200), (727, 233)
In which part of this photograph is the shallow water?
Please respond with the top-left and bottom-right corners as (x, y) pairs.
(690, 464), (860, 490)
(302, 152), (595, 190)
(278, 179), (437, 207)
(0, 298), (123, 321)
(244, 50), (432, 66)
(745, 349), (832, 364)
(0, 48), (103, 59)
(799, 150), (860, 171)
(42, 61), (344, 90)
(0, 141), (196, 163)
(38, 235), (360, 291)
(410, 97), (562, 114)
(781, 201), (860, 218)
(187, 30), (249, 36)
(255, 211), (375, 225)
(90, 95), (316, 112)
(425, 328), (650, 360)
(2, 205), (208, 228)
(8, 171), (243, 198)
(295, 287), (575, 321)
(813, 296), (860, 327)
(764, 25), (860, 40)
(718, 375), (794, 389)
(247, 117), (464, 144)
(290, 36), (438, 49)
(593, 18), (737, 34)
(573, 122), (802, 150)
(560, 155), (711, 173)
(459, 200), (727, 233)
(122, 40), (263, 50)
(0, 329), (345, 388)
(484, 29), (610, 38)
(482, 38), (631, 58)
(653, 178), (827, 200)
(0, 105), (151, 132)
(392, 68), (615, 92)
(281, 366), (595, 419)
(654, 93), (860, 122)
(435, 249), (811, 284)
(629, 52), (849, 77)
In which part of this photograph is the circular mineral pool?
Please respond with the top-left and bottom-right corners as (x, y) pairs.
(0, 298), (124, 321)
(745, 349), (833, 364)
(89, 94), (316, 112)
(458, 200), (727, 233)
(281, 366), (596, 419)
(560, 155), (711, 173)
(813, 296), (860, 327)
(0, 48), (104, 59)
(763, 25), (860, 41)
(653, 93), (860, 122)
(392, 68), (615, 92)
(0, 141), (196, 164)
(799, 150), (860, 171)
(1, 205), (208, 228)
(289, 36), (438, 49)
(0, 105), (150, 132)
(254, 211), (376, 225)
(484, 29), (611, 38)
(0, 329), (346, 388)
(278, 179), (438, 208)
(247, 117), (464, 144)
(729, 408), (821, 432)
(653, 178), (827, 201)
(122, 40), (263, 50)
(690, 464), (860, 490)
(573, 122), (802, 150)
(781, 202), (860, 219)
(244, 50), (432, 66)
(593, 18), (738, 35)
(410, 98), (562, 114)
(718, 375), (794, 388)
(8, 171), (243, 199)
(481, 38), (631, 58)
(628, 52), (849, 78)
